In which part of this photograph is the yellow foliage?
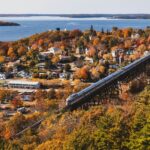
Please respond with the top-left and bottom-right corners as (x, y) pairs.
(93, 38), (100, 46)
(0, 56), (5, 63)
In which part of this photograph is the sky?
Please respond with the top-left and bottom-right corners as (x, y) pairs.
(0, 0), (150, 14)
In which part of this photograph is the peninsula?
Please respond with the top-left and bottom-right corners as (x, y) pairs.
(0, 21), (20, 26)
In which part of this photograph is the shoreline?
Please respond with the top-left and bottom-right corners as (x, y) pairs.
(0, 14), (150, 19)
(1, 16), (150, 21)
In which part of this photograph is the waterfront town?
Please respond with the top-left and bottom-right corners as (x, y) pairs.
(0, 26), (150, 116)
(0, 26), (150, 149)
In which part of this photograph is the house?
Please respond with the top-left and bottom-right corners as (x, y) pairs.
(49, 71), (60, 79)
(131, 33), (140, 39)
(76, 47), (85, 55)
(17, 71), (31, 78)
(109, 64), (119, 69)
(144, 51), (150, 56)
(48, 47), (62, 55)
(38, 55), (46, 62)
(70, 63), (78, 71)
(7, 80), (40, 89)
(40, 47), (62, 57)
(126, 50), (134, 55)
(6, 60), (20, 68)
(5, 57), (11, 62)
(40, 51), (52, 57)
(59, 55), (72, 63)
(12, 67), (18, 74)
(0, 73), (6, 80)
(118, 56), (124, 64)
(0, 80), (7, 87)
(59, 72), (71, 79)
(85, 48), (89, 55)
(99, 59), (106, 65)
(17, 107), (28, 114)
(84, 57), (94, 64)
(36, 63), (46, 70)
(111, 51), (117, 58)
(20, 92), (33, 101)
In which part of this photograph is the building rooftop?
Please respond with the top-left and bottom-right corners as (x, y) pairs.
(8, 80), (40, 85)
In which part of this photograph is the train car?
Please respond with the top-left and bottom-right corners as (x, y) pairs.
(66, 93), (79, 106)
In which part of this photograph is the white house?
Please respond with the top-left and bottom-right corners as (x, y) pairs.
(8, 80), (40, 89)
(144, 51), (150, 56)
(84, 57), (94, 64)
(40, 47), (62, 57)
(48, 47), (62, 55)
(0, 73), (6, 80)
(131, 33), (140, 39)
(85, 48), (89, 55)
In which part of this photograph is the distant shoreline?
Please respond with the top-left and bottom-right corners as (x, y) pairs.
(0, 14), (150, 19)
(0, 21), (20, 26)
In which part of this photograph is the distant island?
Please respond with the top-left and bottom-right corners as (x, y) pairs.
(0, 14), (150, 19)
(0, 21), (20, 26)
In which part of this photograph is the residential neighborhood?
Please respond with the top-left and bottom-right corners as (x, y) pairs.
(0, 27), (150, 115)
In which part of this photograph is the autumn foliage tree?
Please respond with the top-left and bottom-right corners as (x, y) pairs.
(17, 46), (26, 56)
(87, 47), (96, 57)
(129, 79), (145, 94)
(11, 99), (23, 109)
(75, 66), (90, 80)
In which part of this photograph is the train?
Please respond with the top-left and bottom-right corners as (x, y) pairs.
(66, 53), (150, 106)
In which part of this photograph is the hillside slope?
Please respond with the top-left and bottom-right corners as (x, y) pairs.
(0, 85), (150, 150)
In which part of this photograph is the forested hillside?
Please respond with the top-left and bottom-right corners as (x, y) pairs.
(0, 85), (150, 150)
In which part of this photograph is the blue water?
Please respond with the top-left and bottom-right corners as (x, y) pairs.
(0, 18), (150, 41)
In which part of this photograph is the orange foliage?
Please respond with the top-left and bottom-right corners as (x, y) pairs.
(87, 47), (96, 57)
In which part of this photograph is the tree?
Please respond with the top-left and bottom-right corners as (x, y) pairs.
(93, 38), (100, 46)
(69, 30), (83, 38)
(87, 47), (96, 57)
(129, 79), (145, 94)
(4, 113), (26, 139)
(103, 53), (113, 61)
(75, 67), (89, 80)
(52, 56), (60, 64)
(11, 99), (23, 109)
(0, 56), (5, 63)
(38, 39), (44, 46)
(98, 65), (105, 74)
(91, 68), (100, 80)
(101, 28), (104, 34)
(17, 46), (26, 56)
(0, 90), (17, 104)
(7, 47), (14, 56)
(47, 89), (56, 99)
(128, 108), (150, 150)
(35, 90), (47, 100)
(123, 28), (132, 38)
(90, 25), (94, 33)
(137, 44), (147, 53)
(0, 48), (6, 56)
(63, 127), (94, 150)
(124, 40), (132, 49)
(112, 27), (118, 32)
(64, 64), (71, 72)
(7, 47), (17, 60)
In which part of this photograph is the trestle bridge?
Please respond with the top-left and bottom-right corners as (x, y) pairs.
(66, 54), (150, 110)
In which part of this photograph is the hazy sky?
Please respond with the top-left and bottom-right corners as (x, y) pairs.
(0, 0), (150, 14)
